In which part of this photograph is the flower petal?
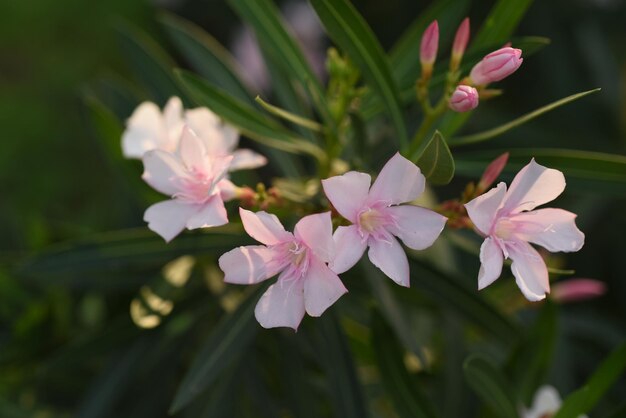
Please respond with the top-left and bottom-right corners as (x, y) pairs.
(329, 225), (367, 274)
(321, 171), (371, 222)
(254, 276), (305, 330)
(304, 259), (348, 317)
(142, 150), (187, 196)
(122, 101), (165, 158)
(219, 245), (279, 284)
(144, 199), (198, 242)
(510, 208), (584, 253)
(478, 237), (504, 290)
(501, 159), (565, 214)
(387, 205), (447, 250)
(185, 197), (228, 230)
(294, 212), (335, 262)
(179, 126), (209, 172)
(369, 153), (425, 205)
(218, 178), (237, 202)
(525, 385), (562, 418)
(240, 208), (292, 245)
(464, 182), (507, 235)
(230, 149), (268, 170)
(368, 235), (410, 287)
(163, 97), (183, 131)
(508, 240), (550, 301)
(185, 107), (238, 155)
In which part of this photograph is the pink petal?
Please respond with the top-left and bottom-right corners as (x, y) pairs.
(122, 101), (165, 158)
(511, 208), (584, 253)
(142, 150), (188, 196)
(369, 153), (425, 205)
(230, 149), (267, 170)
(387, 205), (447, 250)
(294, 212), (335, 262)
(464, 182), (507, 236)
(508, 241), (550, 301)
(501, 159), (565, 215)
(368, 235), (410, 287)
(303, 259), (348, 317)
(185, 197), (228, 230)
(219, 245), (279, 284)
(254, 276), (305, 330)
(144, 199), (198, 242)
(329, 225), (367, 274)
(478, 237), (504, 290)
(321, 171), (371, 222)
(207, 155), (234, 187)
(179, 126), (209, 173)
(218, 178), (237, 202)
(185, 107), (239, 155)
(240, 208), (292, 245)
(551, 278), (606, 303)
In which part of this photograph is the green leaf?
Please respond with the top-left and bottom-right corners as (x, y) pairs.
(158, 12), (253, 105)
(415, 131), (455, 185)
(448, 89), (601, 146)
(176, 70), (326, 162)
(314, 312), (370, 418)
(469, 0), (535, 52)
(553, 342), (626, 418)
(371, 311), (438, 418)
(310, 0), (408, 148)
(463, 355), (519, 418)
(169, 284), (268, 414)
(115, 22), (183, 104)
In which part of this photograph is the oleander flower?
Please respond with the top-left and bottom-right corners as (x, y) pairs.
(469, 47), (523, 86)
(122, 96), (266, 171)
(142, 126), (232, 242)
(521, 385), (587, 418)
(464, 159), (585, 301)
(449, 84), (479, 112)
(219, 209), (347, 330)
(322, 153), (447, 287)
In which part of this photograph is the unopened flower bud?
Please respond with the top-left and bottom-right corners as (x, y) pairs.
(420, 20), (439, 79)
(449, 85), (479, 112)
(450, 18), (470, 71)
(551, 279), (606, 303)
(469, 47), (523, 86)
(478, 152), (509, 192)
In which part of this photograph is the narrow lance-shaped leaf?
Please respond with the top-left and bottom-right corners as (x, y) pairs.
(414, 131), (455, 185)
(255, 96), (323, 132)
(310, 0), (408, 148)
(463, 355), (519, 418)
(469, 0), (535, 52)
(169, 284), (269, 414)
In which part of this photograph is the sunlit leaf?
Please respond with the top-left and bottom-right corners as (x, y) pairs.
(463, 354), (518, 418)
(255, 96), (323, 132)
(414, 131), (455, 185)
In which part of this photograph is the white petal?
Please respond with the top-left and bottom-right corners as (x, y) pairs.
(369, 153), (425, 205)
(387, 205), (447, 250)
(508, 240), (550, 301)
(240, 208), (292, 245)
(294, 212), (335, 262)
(121, 101), (165, 158)
(321, 171), (372, 222)
(304, 259), (348, 317)
(230, 149), (268, 170)
(179, 126), (209, 173)
(218, 178), (237, 202)
(464, 182), (507, 236)
(144, 200), (198, 242)
(142, 150), (187, 196)
(185, 197), (228, 230)
(254, 276), (305, 330)
(368, 235), (410, 287)
(162, 97), (184, 131)
(510, 208), (584, 253)
(219, 245), (278, 284)
(329, 225), (367, 274)
(502, 159), (566, 214)
(523, 385), (562, 418)
(185, 108), (238, 155)
(478, 237), (504, 290)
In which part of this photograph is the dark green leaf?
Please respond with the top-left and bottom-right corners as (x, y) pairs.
(415, 131), (455, 185)
(310, 0), (408, 148)
(469, 0), (535, 52)
(169, 284), (268, 413)
(463, 355), (519, 418)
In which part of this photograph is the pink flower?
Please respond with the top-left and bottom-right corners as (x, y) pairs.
(420, 20), (439, 74)
(551, 278), (606, 303)
(122, 96), (266, 171)
(219, 209), (347, 330)
(464, 159), (585, 301)
(142, 126), (232, 242)
(451, 17), (470, 68)
(322, 153), (447, 287)
(449, 85), (479, 112)
(469, 47), (523, 86)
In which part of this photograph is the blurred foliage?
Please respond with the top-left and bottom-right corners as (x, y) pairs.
(1, 0), (625, 417)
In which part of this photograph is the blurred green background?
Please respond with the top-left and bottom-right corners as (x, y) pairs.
(1, 0), (625, 416)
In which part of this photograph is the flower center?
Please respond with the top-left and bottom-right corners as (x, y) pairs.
(173, 168), (215, 204)
(493, 217), (517, 240)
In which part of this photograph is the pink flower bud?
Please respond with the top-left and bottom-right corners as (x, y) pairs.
(551, 279), (606, 303)
(449, 85), (479, 112)
(469, 47), (523, 85)
(478, 152), (509, 191)
(451, 18), (470, 69)
(420, 20), (439, 68)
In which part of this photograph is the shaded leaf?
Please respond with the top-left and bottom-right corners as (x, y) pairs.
(469, 0), (535, 52)
(415, 131), (455, 185)
(463, 354), (519, 418)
